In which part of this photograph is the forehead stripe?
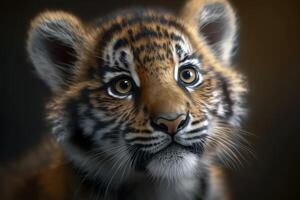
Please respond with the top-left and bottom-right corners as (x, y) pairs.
(100, 65), (130, 75)
(119, 51), (129, 69)
(98, 15), (185, 52)
(111, 29), (184, 54)
(130, 27), (184, 43)
(179, 53), (200, 64)
(124, 15), (184, 31)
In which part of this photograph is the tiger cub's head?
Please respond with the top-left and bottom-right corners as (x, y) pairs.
(27, 0), (247, 183)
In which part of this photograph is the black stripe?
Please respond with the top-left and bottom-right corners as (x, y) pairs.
(131, 27), (160, 41)
(126, 136), (158, 142)
(99, 65), (130, 80)
(133, 42), (173, 60)
(124, 15), (184, 31)
(97, 14), (185, 55)
(186, 134), (208, 141)
(187, 126), (208, 134)
(67, 87), (120, 149)
(130, 27), (183, 43)
(113, 38), (129, 51)
(119, 50), (129, 68)
(69, 128), (95, 152)
(100, 122), (124, 144)
(175, 43), (184, 58)
(218, 73), (234, 119)
(92, 119), (115, 135)
(179, 53), (201, 64)
(65, 98), (95, 152)
(134, 142), (162, 148)
(126, 127), (152, 133)
(170, 32), (182, 41)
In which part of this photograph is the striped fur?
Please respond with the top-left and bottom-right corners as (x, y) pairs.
(16, 0), (248, 199)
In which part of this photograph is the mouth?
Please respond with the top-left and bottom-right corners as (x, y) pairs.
(154, 143), (195, 160)
(161, 141), (206, 157)
(131, 133), (207, 170)
(173, 133), (207, 155)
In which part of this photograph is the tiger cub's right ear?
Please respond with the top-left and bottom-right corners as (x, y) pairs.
(181, 0), (238, 66)
(27, 11), (86, 91)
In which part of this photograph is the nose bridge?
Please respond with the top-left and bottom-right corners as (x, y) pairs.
(142, 82), (189, 117)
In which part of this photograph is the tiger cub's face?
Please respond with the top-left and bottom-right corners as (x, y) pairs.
(27, 0), (247, 182)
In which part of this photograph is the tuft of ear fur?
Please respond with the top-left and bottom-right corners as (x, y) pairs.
(181, 0), (238, 65)
(27, 11), (86, 91)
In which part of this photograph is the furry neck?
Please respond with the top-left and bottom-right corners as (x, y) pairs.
(73, 162), (203, 200)
(60, 135), (208, 200)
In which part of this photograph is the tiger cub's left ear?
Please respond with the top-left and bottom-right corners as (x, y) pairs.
(181, 0), (238, 65)
(27, 11), (87, 92)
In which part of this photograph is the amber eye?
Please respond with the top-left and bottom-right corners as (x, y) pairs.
(179, 67), (198, 84)
(114, 78), (133, 94)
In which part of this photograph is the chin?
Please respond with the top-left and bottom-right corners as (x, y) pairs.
(146, 144), (199, 182)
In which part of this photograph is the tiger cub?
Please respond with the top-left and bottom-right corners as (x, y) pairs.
(1, 0), (248, 199)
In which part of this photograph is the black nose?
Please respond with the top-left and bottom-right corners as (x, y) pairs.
(151, 113), (189, 135)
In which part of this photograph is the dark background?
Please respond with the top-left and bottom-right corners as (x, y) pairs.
(1, 0), (300, 199)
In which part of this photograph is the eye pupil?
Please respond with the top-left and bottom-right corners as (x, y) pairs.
(182, 70), (192, 80)
(120, 80), (129, 90)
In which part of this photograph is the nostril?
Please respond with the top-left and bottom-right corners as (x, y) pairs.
(177, 118), (187, 131)
(157, 123), (168, 132)
(177, 114), (189, 132)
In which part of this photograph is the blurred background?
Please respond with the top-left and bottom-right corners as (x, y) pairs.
(0, 0), (299, 199)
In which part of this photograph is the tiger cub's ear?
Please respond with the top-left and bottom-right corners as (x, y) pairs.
(181, 0), (238, 65)
(27, 11), (86, 91)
